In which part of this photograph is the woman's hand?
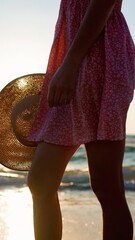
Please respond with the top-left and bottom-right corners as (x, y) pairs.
(47, 60), (79, 107)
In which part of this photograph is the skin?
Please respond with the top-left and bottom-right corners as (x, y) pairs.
(28, 141), (133, 240)
(85, 140), (133, 240)
(48, 0), (117, 107)
(27, 0), (133, 239)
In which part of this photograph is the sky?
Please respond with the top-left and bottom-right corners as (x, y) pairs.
(0, 0), (135, 134)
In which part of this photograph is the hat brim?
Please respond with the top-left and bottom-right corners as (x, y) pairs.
(0, 73), (45, 171)
(11, 94), (40, 147)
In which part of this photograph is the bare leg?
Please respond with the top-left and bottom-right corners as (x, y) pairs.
(27, 142), (79, 240)
(85, 140), (133, 240)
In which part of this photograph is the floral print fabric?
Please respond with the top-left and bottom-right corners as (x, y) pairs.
(27, 0), (135, 146)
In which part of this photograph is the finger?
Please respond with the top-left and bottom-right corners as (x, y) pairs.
(53, 90), (62, 106)
(59, 93), (72, 106)
(58, 93), (67, 106)
(47, 87), (55, 107)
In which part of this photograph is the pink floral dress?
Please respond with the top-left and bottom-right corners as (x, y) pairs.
(27, 0), (135, 146)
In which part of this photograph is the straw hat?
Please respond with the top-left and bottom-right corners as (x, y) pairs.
(0, 73), (45, 171)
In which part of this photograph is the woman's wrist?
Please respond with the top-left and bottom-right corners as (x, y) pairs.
(63, 51), (82, 70)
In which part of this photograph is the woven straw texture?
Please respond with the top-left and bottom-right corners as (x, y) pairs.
(0, 73), (45, 171)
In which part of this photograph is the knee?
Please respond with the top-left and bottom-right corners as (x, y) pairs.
(27, 169), (57, 199)
(27, 169), (40, 195)
(90, 175), (106, 203)
(91, 180), (112, 209)
(90, 175), (124, 207)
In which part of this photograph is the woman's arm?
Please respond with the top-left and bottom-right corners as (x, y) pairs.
(48, 0), (117, 107)
(65, 0), (117, 65)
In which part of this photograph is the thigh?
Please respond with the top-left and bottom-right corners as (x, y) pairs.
(28, 142), (79, 191)
(85, 140), (125, 194)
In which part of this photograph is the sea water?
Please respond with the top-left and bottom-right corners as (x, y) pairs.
(0, 135), (135, 191)
(0, 135), (135, 240)
(62, 135), (135, 191)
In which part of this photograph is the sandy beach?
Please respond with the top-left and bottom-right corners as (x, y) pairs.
(0, 159), (135, 240)
(0, 184), (135, 240)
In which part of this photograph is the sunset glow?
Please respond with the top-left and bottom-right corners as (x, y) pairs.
(0, 0), (135, 134)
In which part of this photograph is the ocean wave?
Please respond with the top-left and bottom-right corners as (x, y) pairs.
(125, 146), (135, 152)
(0, 167), (135, 191)
(61, 167), (135, 191)
(0, 136), (135, 191)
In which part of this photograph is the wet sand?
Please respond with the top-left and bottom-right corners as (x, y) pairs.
(0, 185), (135, 240)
